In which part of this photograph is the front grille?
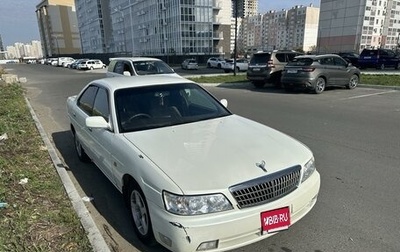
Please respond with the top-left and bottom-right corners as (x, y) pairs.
(229, 165), (301, 209)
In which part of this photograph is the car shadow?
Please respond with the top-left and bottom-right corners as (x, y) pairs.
(52, 131), (169, 252)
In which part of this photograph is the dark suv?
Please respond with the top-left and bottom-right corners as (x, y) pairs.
(358, 48), (400, 70)
(247, 50), (303, 88)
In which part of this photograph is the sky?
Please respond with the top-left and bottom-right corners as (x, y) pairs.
(0, 0), (320, 48)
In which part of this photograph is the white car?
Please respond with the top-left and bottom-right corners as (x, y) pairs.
(77, 59), (106, 70)
(222, 58), (249, 73)
(66, 75), (320, 252)
(107, 57), (180, 77)
(206, 57), (225, 68)
(181, 59), (199, 70)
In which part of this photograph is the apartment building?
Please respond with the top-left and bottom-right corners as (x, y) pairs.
(75, 0), (112, 54)
(242, 4), (319, 54)
(104, 0), (232, 57)
(231, 0), (258, 55)
(36, 0), (81, 57)
(317, 0), (400, 53)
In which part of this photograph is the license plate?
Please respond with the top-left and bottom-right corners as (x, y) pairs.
(261, 207), (291, 234)
(287, 70), (297, 73)
(252, 68), (260, 71)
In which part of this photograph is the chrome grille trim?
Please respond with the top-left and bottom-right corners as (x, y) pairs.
(229, 165), (301, 209)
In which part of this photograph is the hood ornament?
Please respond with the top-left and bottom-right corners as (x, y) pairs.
(256, 160), (267, 172)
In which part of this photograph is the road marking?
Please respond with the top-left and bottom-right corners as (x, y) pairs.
(342, 90), (397, 100)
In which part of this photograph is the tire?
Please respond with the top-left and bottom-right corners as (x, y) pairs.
(90, 66), (94, 70)
(126, 181), (156, 245)
(314, 77), (326, 94)
(207, 63), (211, 68)
(73, 131), (90, 162)
(347, 74), (359, 89)
(217, 63), (221, 69)
(395, 63), (400, 70)
(236, 67), (240, 72)
(253, 81), (264, 88)
(377, 63), (385, 70)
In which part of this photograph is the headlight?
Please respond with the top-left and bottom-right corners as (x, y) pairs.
(163, 191), (233, 215)
(302, 157), (316, 183)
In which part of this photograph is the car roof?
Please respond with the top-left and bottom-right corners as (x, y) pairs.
(90, 75), (195, 91)
(109, 57), (163, 62)
(295, 54), (342, 59)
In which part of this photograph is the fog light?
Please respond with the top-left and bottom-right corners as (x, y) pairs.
(196, 240), (219, 251)
(158, 232), (172, 247)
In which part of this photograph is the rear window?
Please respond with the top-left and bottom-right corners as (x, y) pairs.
(250, 53), (271, 64)
(360, 50), (378, 57)
(287, 58), (314, 66)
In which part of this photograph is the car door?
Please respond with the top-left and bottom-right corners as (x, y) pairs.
(319, 56), (339, 85)
(88, 87), (118, 185)
(333, 56), (351, 84)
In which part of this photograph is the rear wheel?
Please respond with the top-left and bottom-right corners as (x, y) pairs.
(395, 63), (400, 70)
(347, 74), (359, 89)
(73, 131), (90, 162)
(126, 181), (156, 245)
(314, 77), (326, 94)
(90, 66), (94, 70)
(378, 63), (385, 70)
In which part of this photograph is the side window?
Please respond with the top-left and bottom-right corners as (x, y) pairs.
(275, 53), (286, 62)
(77, 85), (98, 115)
(114, 61), (124, 74)
(108, 60), (117, 72)
(320, 57), (334, 65)
(92, 87), (110, 122)
(287, 53), (298, 62)
(123, 62), (133, 74)
(333, 57), (347, 67)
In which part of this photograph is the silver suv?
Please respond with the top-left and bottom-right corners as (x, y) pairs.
(247, 50), (302, 88)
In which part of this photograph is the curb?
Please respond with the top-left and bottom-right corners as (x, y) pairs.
(24, 97), (111, 252)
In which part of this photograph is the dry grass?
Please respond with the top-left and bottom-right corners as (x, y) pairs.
(0, 83), (92, 252)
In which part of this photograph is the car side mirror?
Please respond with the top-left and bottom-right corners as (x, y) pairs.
(86, 116), (111, 130)
(220, 99), (228, 108)
(123, 71), (131, 76)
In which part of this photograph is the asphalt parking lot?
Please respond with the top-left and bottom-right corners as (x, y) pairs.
(3, 63), (400, 252)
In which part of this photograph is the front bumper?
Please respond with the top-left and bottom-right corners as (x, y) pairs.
(149, 171), (320, 252)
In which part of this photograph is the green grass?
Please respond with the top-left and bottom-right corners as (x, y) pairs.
(0, 83), (92, 252)
(188, 73), (400, 86)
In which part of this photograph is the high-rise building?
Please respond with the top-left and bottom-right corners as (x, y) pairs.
(317, 0), (400, 53)
(75, 0), (112, 54)
(0, 34), (5, 60)
(36, 0), (81, 57)
(242, 4), (319, 54)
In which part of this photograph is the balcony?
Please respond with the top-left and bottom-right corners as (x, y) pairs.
(213, 31), (224, 40)
(212, 0), (221, 10)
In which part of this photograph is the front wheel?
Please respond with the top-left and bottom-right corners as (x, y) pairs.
(347, 74), (359, 89)
(126, 182), (156, 245)
(314, 77), (326, 94)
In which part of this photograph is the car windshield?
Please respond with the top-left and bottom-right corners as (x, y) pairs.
(250, 53), (271, 64)
(287, 58), (314, 66)
(132, 60), (175, 75)
(115, 83), (231, 133)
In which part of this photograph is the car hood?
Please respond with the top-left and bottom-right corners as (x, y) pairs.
(123, 115), (312, 193)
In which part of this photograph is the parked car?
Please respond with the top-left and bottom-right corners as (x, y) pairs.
(181, 59), (199, 70)
(247, 50), (303, 88)
(221, 58), (249, 73)
(107, 57), (180, 77)
(334, 52), (359, 67)
(58, 57), (75, 67)
(77, 59), (106, 70)
(281, 54), (360, 94)
(206, 57), (225, 68)
(67, 75), (320, 252)
(70, 58), (89, 69)
(358, 48), (400, 70)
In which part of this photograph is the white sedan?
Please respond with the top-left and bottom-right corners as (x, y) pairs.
(67, 75), (320, 252)
(222, 58), (249, 73)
